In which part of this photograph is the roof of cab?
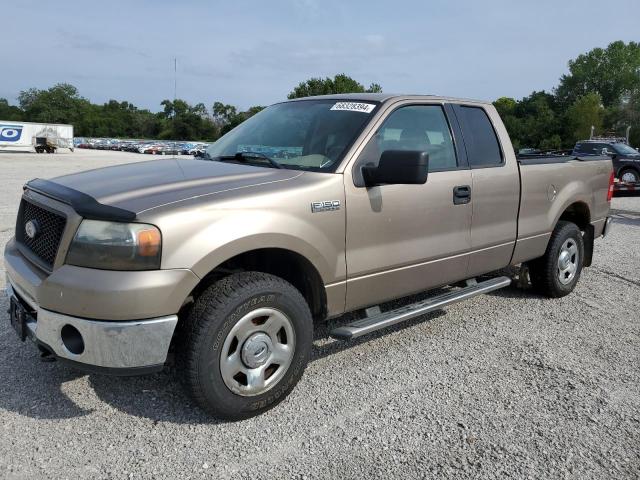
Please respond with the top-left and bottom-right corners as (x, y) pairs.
(285, 93), (490, 105)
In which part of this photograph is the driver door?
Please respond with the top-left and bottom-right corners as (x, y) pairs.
(343, 102), (473, 311)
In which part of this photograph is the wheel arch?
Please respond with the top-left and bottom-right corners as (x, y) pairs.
(556, 201), (593, 267)
(617, 164), (640, 179)
(557, 200), (591, 231)
(189, 247), (328, 321)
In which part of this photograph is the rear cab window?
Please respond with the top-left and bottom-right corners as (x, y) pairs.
(453, 105), (503, 168)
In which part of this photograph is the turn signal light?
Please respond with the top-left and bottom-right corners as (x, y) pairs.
(136, 228), (162, 257)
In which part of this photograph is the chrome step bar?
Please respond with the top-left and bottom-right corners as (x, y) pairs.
(330, 276), (512, 340)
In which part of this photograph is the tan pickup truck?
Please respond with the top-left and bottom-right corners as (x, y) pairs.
(4, 94), (614, 419)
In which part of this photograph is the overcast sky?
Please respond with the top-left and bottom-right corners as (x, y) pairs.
(3, 0), (639, 112)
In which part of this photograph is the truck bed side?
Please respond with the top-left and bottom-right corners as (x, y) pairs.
(511, 156), (612, 265)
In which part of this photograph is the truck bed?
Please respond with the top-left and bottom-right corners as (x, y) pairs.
(517, 154), (611, 165)
(511, 153), (612, 265)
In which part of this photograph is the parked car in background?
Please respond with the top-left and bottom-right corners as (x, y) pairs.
(518, 148), (541, 155)
(70, 137), (210, 157)
(573, 139), (640, 183)
(140, 144), (163, 154)
(180, 143), (195, 155)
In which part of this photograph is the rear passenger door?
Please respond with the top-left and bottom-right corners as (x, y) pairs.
(451, 104), (520, 276)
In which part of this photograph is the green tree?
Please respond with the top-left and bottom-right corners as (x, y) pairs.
(517, 91), (562, 148)
(212, 102), (238, 124)
(18, 83), (88, 125)
(287, 74), (382, 99)
(493, 97), (522, 149)
(494, 91), (563, 150)
(158, 99), (218, 140)
(539, 135), (562, 151)
(213, 102), (264, 135)
(603, 89), (640, 146)
(556, 41), (640, 108)
(0, 98), (24, 120)
(565, 93), (605, 142)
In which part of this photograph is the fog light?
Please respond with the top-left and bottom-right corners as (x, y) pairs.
(61, 324), (84, 355)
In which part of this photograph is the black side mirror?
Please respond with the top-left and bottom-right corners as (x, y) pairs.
(361, 150), (429, 187)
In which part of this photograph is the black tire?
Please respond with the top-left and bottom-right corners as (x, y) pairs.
(528, 221), (584, 298)
(619, 168), (640, 183)
(177, 272), (313, 420)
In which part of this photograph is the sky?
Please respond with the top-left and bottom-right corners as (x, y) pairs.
(3, 0), (640, 112)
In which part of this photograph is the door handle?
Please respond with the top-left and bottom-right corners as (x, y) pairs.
(453, 185), (471, 205)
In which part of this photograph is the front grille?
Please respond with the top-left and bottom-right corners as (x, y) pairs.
(16, 199), (67, 269)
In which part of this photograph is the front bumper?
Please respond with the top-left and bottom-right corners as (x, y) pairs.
(6, 279), (178, 374)
(4, 237), (199, 321)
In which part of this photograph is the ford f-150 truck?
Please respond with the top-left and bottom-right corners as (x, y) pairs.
(4, 94), (614, 419)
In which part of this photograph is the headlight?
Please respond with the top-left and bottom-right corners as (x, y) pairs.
(66, 220), (162, 270)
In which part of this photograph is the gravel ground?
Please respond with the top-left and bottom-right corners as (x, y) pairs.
(0, 150), (638, 479)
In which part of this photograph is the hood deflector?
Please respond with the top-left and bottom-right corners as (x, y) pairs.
(25, 178), (137, 222)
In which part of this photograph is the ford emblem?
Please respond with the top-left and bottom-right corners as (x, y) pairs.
(25, 219), (39, 239)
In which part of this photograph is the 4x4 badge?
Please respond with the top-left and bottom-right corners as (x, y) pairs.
(311, 200), (341, 213)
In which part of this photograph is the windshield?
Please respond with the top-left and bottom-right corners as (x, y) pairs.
(613, 143), (639, 155)
(205, 100), (379, 171)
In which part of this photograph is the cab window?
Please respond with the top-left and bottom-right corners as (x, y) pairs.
(360, 105), (458, 172)
(453, 105), (503, 168)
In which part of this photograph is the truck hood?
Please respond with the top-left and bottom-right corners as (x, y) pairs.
(50, 158), (303, 214)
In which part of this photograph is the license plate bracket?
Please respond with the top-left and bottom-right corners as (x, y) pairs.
(9, 296), (27, 341)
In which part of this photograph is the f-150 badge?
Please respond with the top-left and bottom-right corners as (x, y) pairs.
(311, 200), (341, 213)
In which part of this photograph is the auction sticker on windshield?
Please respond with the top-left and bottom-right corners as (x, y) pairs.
(330, 102), (376, 113)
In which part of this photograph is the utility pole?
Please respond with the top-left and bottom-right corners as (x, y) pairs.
(173, 57), (177, 144)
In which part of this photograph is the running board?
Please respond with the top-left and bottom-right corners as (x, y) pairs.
(330, 276), (512, 340)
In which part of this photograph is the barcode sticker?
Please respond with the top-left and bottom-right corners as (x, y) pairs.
(330, 102), (376, 113)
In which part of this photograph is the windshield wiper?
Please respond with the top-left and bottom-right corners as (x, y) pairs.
(213, 152), (282, 169)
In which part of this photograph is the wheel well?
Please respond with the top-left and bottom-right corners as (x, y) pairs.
(192, 248), (327, 321)
(558, 202), (590, 231)
(618, 165), (640, 176)
(558, 201), (593, 266)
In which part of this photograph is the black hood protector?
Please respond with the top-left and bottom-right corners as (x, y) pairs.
(25, 178), (137, 222)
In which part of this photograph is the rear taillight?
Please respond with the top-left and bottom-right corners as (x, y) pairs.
(607, 171), (615, 202)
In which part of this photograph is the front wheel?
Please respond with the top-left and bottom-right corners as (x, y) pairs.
(528, 221), (584, 298)
(177, 272), (313, 420)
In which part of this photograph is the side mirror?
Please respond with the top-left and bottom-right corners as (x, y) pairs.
(361, 150), (429, 187)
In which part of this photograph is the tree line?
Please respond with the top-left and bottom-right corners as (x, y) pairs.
(1, 42), (638, 148)
(495, 41), (639, 149)
(0, 74), (381, 142)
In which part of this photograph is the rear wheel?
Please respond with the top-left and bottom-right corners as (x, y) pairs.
(619, 168), (639, 183)
(528, 221), (584, 298)
(177, 272), (313, 420)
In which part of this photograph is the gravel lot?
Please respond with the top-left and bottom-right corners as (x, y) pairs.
(0, 150), (638, 479)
